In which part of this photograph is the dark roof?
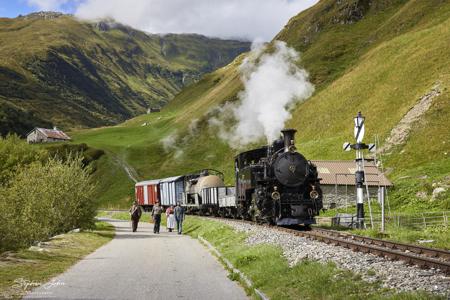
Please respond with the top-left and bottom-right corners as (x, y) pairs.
(311, 160), (393, 187)
(35, 128), (71, 140)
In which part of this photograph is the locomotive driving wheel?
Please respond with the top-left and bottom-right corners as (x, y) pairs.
(254, 187), (274, 224)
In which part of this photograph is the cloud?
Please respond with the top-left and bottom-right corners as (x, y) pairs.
(209, 41), (314, 148)
(74, 0), (318, 40)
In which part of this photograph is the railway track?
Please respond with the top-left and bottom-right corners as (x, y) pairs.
(204, 217), (450, 274)
(284, 227), (450, 274)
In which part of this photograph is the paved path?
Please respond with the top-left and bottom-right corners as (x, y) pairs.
(26, 219), (248, 300)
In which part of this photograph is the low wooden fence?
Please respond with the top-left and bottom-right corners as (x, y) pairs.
(370, 211), (449, 230)
(324, 211), (449, 230)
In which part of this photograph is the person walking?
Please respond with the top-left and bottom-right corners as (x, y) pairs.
(151, 202), (163, 234)
(174, 202), (185, 235)
(129, 201), (142, 232)
(166, 205), (175, 232)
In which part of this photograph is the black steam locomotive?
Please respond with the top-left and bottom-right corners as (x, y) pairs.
(235, 129), (323, 225)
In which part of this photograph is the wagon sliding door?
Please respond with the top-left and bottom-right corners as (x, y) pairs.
(160, 182), (168, 206)
(135, 186), (145, 205)
(147, 184), (159, 205)
(175, 179), (185, 206)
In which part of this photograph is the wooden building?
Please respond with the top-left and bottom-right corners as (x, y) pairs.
(26, 127), (71, 144)
(311, 160), (393, 209)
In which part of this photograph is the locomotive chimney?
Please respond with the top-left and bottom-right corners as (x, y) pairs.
(281, 129), (297, 152)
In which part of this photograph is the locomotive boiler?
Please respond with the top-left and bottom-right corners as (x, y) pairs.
(235, 129), (323, 225)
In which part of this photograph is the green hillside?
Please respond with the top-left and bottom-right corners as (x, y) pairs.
(72, 0), (449, 209)
(0, 12), (250, 136)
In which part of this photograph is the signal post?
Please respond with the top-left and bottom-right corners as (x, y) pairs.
(343, 112), (375, 229)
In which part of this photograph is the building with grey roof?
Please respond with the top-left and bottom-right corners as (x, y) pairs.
(26, 127), (71, 144)
(311, 160), (392, 209)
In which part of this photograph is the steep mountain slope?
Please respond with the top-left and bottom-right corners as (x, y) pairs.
(73, 0), (450, 208)
(0, 12), (250, 136)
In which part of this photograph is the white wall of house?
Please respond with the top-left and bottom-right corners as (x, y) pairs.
(27, 130), (46, 143)
(322, 185), (384, 209)
(26, 129), (67, 143)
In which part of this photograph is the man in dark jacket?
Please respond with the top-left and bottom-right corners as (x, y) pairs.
(129, 202), (142, 232)
(174, 202), (185, 235)
(151, 202), (163, 234)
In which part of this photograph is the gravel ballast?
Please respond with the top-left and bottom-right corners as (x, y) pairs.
(216, 219), (450, 296)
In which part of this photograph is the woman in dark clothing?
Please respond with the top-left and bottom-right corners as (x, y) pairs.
(129, 202), (142, 232)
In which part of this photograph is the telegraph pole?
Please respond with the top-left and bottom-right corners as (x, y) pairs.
(343, 112), (375, 229)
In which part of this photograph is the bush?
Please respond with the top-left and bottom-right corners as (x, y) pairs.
(45, 143), (105, 172)
(0, 134), (47, 185)
(0, 156), (97, 251)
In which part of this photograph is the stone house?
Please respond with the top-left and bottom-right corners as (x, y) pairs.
(311, 160), (393, 209)
(26, 127), (71, 144)
(147, 107), (161, 113)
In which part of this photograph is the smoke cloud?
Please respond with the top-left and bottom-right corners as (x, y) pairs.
(210, 41), (314, 148)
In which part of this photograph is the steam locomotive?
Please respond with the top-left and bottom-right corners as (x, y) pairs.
(135, 129), (323, 226)
(235, 129), (322, 225)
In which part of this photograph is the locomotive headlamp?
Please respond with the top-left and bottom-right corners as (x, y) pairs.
(272, 186), (280, 200)
(271, 191), (280, 200)
(310, 185), (319, 199)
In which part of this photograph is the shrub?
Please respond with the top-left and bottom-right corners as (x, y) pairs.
(0, 134), (47, 185)
(45, 143), (105, 171)
(0, 156), (97, 251)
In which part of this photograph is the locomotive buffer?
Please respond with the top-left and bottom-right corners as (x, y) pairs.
(343, 112), (376, 229)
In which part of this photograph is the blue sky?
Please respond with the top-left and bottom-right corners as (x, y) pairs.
(0, 0), (78, 18)
(0, 1), (33, 17)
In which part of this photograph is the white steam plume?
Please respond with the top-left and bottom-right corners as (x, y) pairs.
(210, 41), (314, 148)
(161, 132), (183, 159)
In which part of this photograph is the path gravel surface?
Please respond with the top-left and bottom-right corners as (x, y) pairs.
(25, 218), (248, 300)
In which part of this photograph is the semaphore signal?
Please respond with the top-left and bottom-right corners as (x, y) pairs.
(343, 112), (376, 229)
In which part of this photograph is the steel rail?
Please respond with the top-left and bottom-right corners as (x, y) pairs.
(202, 217), (450, 274)
(281, 227), (450, 274)
(310, 227), (450, 261)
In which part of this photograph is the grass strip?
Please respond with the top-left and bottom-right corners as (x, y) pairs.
(97, 210), (167, 227)
(183, 216), (444, 300)
(198, 235), (269, 300)
(0, 221), (114, 299)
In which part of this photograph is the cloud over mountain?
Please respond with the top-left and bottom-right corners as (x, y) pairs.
(72, 0), (318, 40)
